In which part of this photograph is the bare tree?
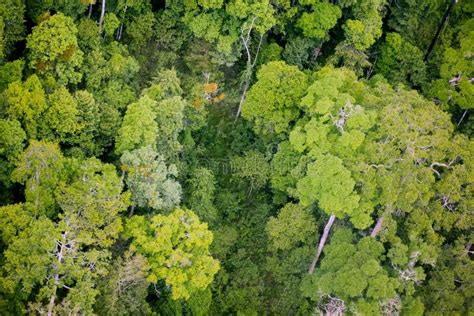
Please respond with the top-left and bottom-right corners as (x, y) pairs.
(235, 16), (264, 121)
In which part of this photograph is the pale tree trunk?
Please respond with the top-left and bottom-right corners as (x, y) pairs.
(88, 3), (93, 18)
(457, 110), (468, 126)
(308, 214), (336, 274)
(98, 0), (106, 33)
(116, 5), (127, 41)
(370, 215), (384, 237)
(235, 16), (263, 121)
(48, 231), (68, 316)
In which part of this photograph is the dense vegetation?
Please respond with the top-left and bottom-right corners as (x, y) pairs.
(0, 0), (472, 315)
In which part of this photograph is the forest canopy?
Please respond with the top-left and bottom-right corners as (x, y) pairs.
(0, 0), (472, 315)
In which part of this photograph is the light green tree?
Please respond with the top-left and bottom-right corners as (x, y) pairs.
(41, 86), (82, 142)
(115, 96), (158, 155)
(4, 74), (47, 139)
(242, 61), (307, 137)
(124, 209), (220, 300)
(0, 119), (26, 186)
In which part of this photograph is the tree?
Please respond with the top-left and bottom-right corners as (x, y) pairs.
(376, 32), (427, 87)
(154, 96), (186, 159)
(41, 87), (81, 142)
(4, 74), (47, 139)
(301, 229), (400, 315)
(120, 146), (181, 213)
(0, 119), (26, 187)
(422, 237), (473, 314)
(115, 96), (158, 155)
(265, 206), (316, 314)
(231, 150), (270, 194)
(242, 61), (308, 138)
(124, 209), (220, 300)
(428, 20), (473, 112)
(26, 13), (84, 85)
(0, 0), (25, 59)
(186, 167), (218, 225)
(296, 2), (341, 40)
(69, 90), (102, 156)
(0, 59), (24, 91)
(95, 252), (151, 316)
(11, 140), (64, 217)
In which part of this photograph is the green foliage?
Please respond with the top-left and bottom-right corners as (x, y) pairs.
(0, 0), (26, 58)
(95, 252), (151, 315)
(41, 86), (81, 142)
(376, 32), (427, 87)
(124, 209), (220, 300)
(0, 2), (472, 314)
(4, 74), (47, 139)
(154, 96), (186, 158)
(26, 13), (84, 84)
(282, 37), (317, 69)
(186, 167), (218, 224)
(429, 20), (474, 110)
(0, 119), (26, 185)
(115, 96), (158, 155)
(104, 13), (120, 38)
(301, 229), (400, 313)
(2, 157), (129, 314)
(231, 150), (270, 191)
(266, 203), (316, 252)
(11, 140), (64, 216)
(295, 154), (359, 219)
(297, 2), (341, 40)
(0, 60), (24, 91)
(242, 61), (307, 137)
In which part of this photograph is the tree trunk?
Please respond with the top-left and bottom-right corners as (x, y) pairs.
(88, 3), (93, 18)
(48, 232), (68, 316)
(235, 79), (250, 120)
(457, 110), (468, 126)
(116, 4), (127, 41)
(370, 215), (384, 237)
(425, 0), (457, 61)
(308, 214), (336, 274)
(98, 0), (106, 33)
